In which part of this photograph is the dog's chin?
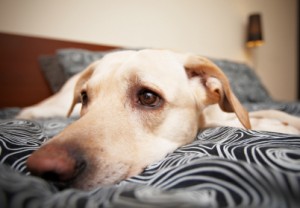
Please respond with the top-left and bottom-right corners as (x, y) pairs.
(69, 178), (124, 191)
(51, 174), (126, 191)
(59, 163), (136, 191)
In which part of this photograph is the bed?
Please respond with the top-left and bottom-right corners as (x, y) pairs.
(1, 33), (300, 208)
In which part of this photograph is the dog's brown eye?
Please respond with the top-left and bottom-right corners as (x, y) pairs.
(138, 89), (162, 108)
(80, 91), (88, 106)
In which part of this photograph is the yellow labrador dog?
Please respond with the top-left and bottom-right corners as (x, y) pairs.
(18, 49), (300, 190)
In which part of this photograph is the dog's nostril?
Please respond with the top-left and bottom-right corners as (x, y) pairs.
(38, 159), (87, 182)
(26, 144), (87, 187)
(37, 159), (87, 190)
(41, 171), (61, 182)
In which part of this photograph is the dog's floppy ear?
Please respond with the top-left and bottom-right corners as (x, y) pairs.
(184, 55), (251, 129)
(67, 63), (95, 117)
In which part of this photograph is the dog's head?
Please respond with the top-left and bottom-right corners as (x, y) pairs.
(27, 49), (250, 190)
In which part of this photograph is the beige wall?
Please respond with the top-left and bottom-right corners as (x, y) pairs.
(0, 0), (298, 101)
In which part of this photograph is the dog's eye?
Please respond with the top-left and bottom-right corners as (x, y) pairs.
(138, 89), (162, 108)
(80, 91), (88, 106)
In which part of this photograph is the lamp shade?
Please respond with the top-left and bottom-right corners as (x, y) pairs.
(246, 14), (264, 47)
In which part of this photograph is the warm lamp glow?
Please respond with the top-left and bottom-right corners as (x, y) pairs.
(246, 14), (264, 48)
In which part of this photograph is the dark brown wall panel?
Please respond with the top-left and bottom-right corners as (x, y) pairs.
(0, 33), (118, 107)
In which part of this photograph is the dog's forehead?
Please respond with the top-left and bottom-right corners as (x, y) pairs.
(89, 50), (189, 89)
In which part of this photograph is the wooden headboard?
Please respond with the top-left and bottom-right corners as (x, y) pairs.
(0, 32), (119, 108)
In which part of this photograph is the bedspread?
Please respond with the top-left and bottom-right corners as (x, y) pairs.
(1, 116), (300, 208)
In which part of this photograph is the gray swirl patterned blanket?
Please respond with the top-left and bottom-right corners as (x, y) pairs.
(1, 117), (300, 208)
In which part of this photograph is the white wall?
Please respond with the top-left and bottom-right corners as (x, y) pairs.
(0, 0), (297, 101)
(237, 0), (298, 101)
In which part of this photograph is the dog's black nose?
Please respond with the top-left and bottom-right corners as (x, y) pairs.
(26, 144), (86, 187)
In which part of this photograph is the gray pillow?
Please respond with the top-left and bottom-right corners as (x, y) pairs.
(39, 55), (68, 93)
(39, 49), (120, 93)
(56, 48), (121, 79)
(212, 59), (272, 103)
